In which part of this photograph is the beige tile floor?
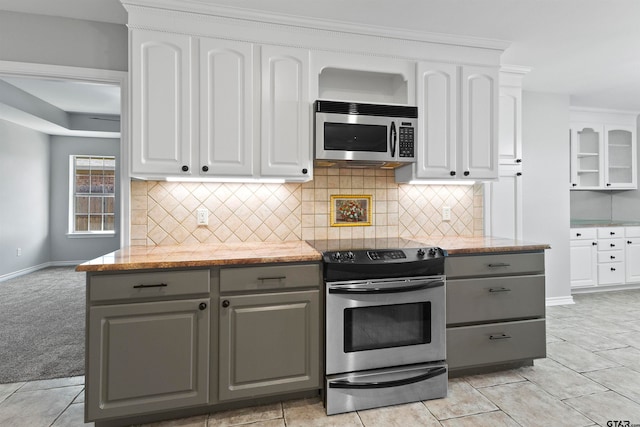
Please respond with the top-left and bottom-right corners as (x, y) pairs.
(2, 290), (640, 426)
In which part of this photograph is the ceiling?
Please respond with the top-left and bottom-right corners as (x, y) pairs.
(0, 0), (639, 112)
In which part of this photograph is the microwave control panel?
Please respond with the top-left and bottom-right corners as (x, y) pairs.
(398, 125), (415, 158)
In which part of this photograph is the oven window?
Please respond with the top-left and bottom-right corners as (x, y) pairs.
(344, 302), (431, 352)
(324, 122), (387, 152)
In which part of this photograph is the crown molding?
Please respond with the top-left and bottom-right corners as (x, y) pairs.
(120, 0), (510, 51)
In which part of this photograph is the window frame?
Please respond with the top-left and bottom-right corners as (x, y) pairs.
(68, 155), (117, 236)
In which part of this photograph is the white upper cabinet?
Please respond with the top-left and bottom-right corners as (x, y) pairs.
(260, 45), (311, 180)
(413, 62), (458, 179)
(460, 66), (499, 180)
(199, 38), (254, 177)
(499, 87), (523, 165)
(570, 108), (637, 190)
(396, 63), (499, 183)
(131, 30), (192, 176)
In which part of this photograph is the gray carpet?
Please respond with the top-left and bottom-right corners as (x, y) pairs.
(0, 267), (85, 384)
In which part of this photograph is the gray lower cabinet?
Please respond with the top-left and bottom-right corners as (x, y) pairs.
(445, 252), (546, 373)
(86, 298), (210, 421)
(85, 269), (211, 422)
(218, 264), (321, 401)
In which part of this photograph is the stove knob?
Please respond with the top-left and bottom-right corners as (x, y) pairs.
(332, 252), (342, 261)
(346, 251), (355, 260)
(428, 248), (438, 257)
(417, 248), (426, 258)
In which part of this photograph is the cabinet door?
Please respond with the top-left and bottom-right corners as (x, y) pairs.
(460, 66), (499, 180)
(604, 125), (636, 189)
(219, 290), (319, 401)
(498, 86), (523, 165)
(570, 124), (603, 189)
(131, 30), (192, 176)
(413, 62), (458, 179)
(570, 239), (597, 288)
(484, 166), (523, 240)
(626, 238), (640, 283)
(199, 38), (255, 177)
(87, 299), (210, 421)
(260, 45), (311, 180)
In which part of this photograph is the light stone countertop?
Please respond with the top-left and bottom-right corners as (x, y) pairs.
(570, 219), (640, 228)
(76, 236), (550, 272)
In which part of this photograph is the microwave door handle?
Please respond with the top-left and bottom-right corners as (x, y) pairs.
(390, 121), (397, 157)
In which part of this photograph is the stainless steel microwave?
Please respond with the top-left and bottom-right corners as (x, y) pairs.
(314, 100), (418, 169)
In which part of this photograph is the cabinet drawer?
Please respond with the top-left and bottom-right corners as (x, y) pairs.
(597, 250), (623, 263)
(447, 319), (546, 370)
(445, 252), (544, 279)
(447, 275), (545, 325)
(220, 263), (320, 293)
(597, 238), (624, 251)
(626, 227), (640, 238)
(89, 270), (210, 302)
(571, 228), (597, 240)
(598, 263), (624, 285)
(597, 227), (624, 239)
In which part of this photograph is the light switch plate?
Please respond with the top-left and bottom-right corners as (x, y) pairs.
(442, 206), (451, 222)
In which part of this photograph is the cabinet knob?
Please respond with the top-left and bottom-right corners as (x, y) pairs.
(202, 165), (209, 172)
(592, 242), (598, 245)
(181, 165), (189, 172)
(516, 158), (522, 163)
(302, 168), (308, 174)
(516, 172), (522, 176)
(611, 267), (616, 271)
(576, 233), (582, 237)
(610, 243), (616, 247)
(199, 302), (207, 311)
(611, 255), (616, 259)
(463, 171), (470, 176)
(450, 171), (456, 176)
(606, 183), (611, 187)
(222, 300), (230, 308)
(610, 231), (616, 235)
(572, 183), (577, 187)
(628, 240), (633, 244)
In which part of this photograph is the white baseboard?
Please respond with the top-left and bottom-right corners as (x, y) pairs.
(546, 295), (575, 306)
(572, 282), (640, 294)
(0, 261), (85, 282)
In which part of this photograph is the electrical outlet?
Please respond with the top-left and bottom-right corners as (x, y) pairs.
(16, 248), (21, 257)
(196, 208), (209, 226)
(442, 206), (451, 222)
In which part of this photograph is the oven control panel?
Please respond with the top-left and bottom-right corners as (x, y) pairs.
(325, 247), (445, 264)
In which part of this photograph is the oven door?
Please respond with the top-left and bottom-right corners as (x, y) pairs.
(325, 276), (445, 375)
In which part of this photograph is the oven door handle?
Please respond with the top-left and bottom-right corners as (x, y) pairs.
(328, 279), (443, 294)
(329, 366), (446, 389)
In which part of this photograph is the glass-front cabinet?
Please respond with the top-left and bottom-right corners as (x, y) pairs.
(569, 109), (637, 190)
(570, 124), (603, 189)
(605, 126), (635, 188)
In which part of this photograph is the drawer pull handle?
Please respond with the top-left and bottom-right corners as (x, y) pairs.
(487, 263), (510, 268)
(489, 334), (511, 340)
(489, 287), (511, 293)
(133, 283), (168, 289)
(257, 276), (286, 281)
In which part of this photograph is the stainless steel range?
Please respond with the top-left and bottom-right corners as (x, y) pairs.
(308, 238), (448, 415)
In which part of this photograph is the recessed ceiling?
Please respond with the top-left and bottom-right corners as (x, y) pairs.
(0, 0), (639, 111)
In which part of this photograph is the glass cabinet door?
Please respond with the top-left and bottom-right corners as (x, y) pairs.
(605, 126), (635, 188)
(573, 126), (603, 189)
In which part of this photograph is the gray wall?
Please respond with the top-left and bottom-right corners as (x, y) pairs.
(0, 11), (127, 71)
(49, 136), (121, 263)
(0, 119), (51, 277)
(570, 190), (612, 220)
(522, 92), (572, 301)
